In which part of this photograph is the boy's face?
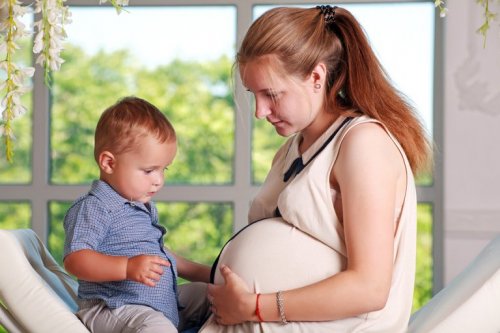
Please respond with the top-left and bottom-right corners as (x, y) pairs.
(104, 134), (177, 204)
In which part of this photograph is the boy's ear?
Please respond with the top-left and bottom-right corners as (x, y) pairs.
(98, 151), (116, 174)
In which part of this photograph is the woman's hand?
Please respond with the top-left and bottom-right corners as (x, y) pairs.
(207, 265), (256, 325)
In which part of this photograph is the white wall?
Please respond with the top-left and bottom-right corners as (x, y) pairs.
(443, 1), (500, 283)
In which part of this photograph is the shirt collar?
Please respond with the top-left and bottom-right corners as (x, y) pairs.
(89, 180), (150, 213)
(283, 115), (348, 177)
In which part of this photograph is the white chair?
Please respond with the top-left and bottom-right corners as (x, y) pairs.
(0, 229), (89, 333)
(408, 234), (500, 333)
(1, 228), (499, 333)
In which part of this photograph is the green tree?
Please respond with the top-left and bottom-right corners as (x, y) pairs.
(51, 45), (234, 185)
(413, 203), (433, 311)
(0, 203), (31, 229)
(252, 117), (286, 183)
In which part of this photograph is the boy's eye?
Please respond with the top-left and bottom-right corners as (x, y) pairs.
(143, 167), (169, 175)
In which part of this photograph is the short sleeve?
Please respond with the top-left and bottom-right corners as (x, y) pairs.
(63, 196), (111, 259)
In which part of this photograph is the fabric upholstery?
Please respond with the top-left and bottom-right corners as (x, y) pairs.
(408, 235), (500, 333)
(0, 229), (89, 333)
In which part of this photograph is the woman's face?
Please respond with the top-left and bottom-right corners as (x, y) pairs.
(240, 57), (325, 138)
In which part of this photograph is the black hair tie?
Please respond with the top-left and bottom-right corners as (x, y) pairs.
(316, 5), (338, 25)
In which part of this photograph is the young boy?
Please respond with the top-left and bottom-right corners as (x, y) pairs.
(63, 96), (211, 333)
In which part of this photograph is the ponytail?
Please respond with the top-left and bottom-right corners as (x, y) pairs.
(238, 6), (431, 174)
(330, 7), (431, 174)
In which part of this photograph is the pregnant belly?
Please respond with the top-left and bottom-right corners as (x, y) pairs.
(212, 217), (345, 293)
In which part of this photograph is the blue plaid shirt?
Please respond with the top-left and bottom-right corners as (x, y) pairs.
(63, 180), (179, 327)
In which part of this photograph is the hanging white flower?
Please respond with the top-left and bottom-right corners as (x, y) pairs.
(0, 0), (34, 162)
(1, 0), (131, 162)
(32, 0), (71, 84)
(0, 125), (16, 140)
(11, 66), (35, 86)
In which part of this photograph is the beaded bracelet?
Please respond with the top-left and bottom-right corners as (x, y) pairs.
(276, 291), (288, 324)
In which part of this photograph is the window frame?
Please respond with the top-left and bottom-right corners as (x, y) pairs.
(0, 0), (443, 292)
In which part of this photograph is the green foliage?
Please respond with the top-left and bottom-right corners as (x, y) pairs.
(0, 202), (31, 229)
(50, 45), (234, 185)
(413, 203), (433, 312)
(48, 201), (71, 264)
(415, 170), (433, 187)
(252, 115), (286, 184)
(476, 0), (498, 47)
(158, 202), (233, 265)
(142, 58), (235, 184)
(0, 103), (32, 182)
(434, 0), (448, 17)
(50, 46), (138, 184)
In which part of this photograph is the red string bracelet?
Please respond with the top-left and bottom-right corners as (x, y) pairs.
(255, 293), (264, 322)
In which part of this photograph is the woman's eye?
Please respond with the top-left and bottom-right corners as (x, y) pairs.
(266, 91), (281, 102)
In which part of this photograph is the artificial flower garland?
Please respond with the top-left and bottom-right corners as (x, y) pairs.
(0, 0), (127, 162)
(0, 0), (34, 162)
(33, 0), (72, 85)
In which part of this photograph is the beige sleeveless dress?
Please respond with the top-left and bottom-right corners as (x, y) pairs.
(200, 115), (417, 333)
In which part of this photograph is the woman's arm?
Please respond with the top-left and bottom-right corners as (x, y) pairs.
(173, 252), (212, 283)
(64, 249), (171, 287)
(208, 123), (405, 324)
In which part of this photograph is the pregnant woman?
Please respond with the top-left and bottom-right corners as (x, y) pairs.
(201, 5), (431, 333)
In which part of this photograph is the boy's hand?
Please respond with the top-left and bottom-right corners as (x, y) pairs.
(126, 255), (171, 287)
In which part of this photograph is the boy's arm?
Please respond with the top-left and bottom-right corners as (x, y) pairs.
(64, 249), (171, 287)
(64, 249), (127, 282)
(173, 252), (211, 283)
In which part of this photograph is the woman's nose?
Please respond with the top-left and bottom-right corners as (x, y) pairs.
(255, 100), (271, 119)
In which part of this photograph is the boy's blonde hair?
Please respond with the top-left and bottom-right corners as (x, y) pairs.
(94, 96), (176, 162)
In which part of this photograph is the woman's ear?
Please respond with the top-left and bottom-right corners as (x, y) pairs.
(311, 62), (328, 91)
(98, 151), (115, 174)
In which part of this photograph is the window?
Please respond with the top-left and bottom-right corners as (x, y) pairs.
(0, 1), (441, 320)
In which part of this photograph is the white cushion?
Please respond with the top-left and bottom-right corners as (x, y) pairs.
(0, 229), (89, 333)
(408, 235), (500, 333)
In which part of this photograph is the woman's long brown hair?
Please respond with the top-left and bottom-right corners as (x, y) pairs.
(237, 6), (431, 174)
